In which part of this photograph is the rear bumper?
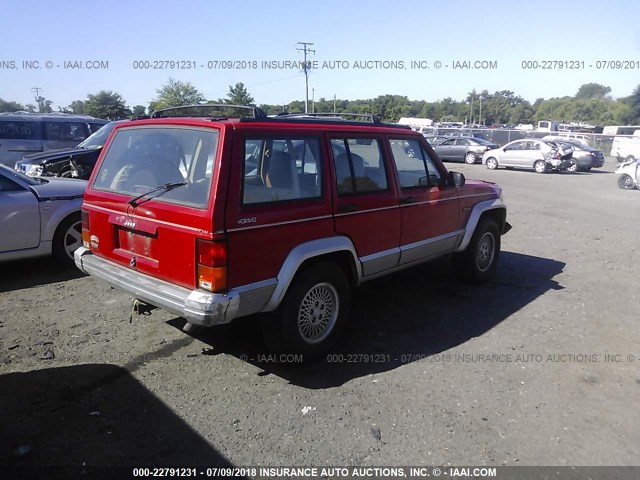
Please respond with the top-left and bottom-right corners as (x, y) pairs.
(74, 247), (239, 326)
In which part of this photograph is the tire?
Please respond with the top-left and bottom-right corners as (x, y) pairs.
(52, 213), (82, 264)
(566, 160), (579, 173)
(453, 218), (501, 283)
(625, 155), (636, 163)
(464, 152), (478, 164)
(261, 262), (351, 359)
(534, 160), (547, 173)
(618, 174), (637, 190)
(485, 157), (498, 170)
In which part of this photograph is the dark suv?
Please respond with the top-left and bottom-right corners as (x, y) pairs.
(75, 105), (511, 359)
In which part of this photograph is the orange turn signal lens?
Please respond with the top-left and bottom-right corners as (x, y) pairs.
(82, 229), (91, 249)
(197, 265), (227, 292)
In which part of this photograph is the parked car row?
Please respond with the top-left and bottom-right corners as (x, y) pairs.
(15, 120), (120, 179)
(482, 139), (575, 173)
(0, 112), (108, 168)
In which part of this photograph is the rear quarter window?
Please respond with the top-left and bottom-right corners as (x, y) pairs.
(92, 126), (219, 208)
(0, 121), (42, 140)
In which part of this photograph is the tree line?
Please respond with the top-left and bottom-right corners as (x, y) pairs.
(1, 79), (640, 126)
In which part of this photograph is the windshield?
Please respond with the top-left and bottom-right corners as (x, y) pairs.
(92, 126), (219, 208)
(0, 164), (41, 186)
(78, 121), (116, 149)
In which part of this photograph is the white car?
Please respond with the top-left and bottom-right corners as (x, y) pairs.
(482, 138), (573, 173)
(0, 165), (86, 264)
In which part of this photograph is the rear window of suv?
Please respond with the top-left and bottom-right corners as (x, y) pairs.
(92, 126), (218, 208)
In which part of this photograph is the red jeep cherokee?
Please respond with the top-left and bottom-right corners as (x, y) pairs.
(75, 106), (511, 358)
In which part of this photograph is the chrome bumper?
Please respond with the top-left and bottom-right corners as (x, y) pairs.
(74, 247), (239, 326)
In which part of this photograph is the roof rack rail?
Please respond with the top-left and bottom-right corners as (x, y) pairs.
(247, 112), (412, 130)
(273, 112), (383, 123)
(150, 103), (267, 119)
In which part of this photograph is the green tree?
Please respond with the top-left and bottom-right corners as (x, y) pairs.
(575, 83), (611, 100)
(0, 98), (25, 112)
(150, 78), (205, 112)
(36, 95), (53, 113)
(84, 90), (131, 119)
(131, 105), (146, 117)
(225, 82), (255, 105)
(621, 84), (640, 124)
(68, 100), (85, 114)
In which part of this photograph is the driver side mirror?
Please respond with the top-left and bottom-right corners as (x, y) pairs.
(447, 171), (465, 187)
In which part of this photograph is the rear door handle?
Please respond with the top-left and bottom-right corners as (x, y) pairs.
(339, 204), (358, 213)
(400, 196), (416, 205)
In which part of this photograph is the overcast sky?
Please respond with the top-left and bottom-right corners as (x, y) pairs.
(2, 0), (639, 109)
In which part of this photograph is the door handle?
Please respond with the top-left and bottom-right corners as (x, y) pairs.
(400, 196), (416, 205)
(339, 204), (358, 213)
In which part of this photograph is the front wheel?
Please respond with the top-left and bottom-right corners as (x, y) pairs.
(485, 157), (498, 170)
(534, 160), (547, 173)
(453, 218), (501, 283)
(261, 262), (351, 359)
(618, 174), (637, 190)
(465, 152), (478, 164)
(52, 213), (82, 264)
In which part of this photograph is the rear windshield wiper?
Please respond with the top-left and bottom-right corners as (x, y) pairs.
(128, 182), (186, 207)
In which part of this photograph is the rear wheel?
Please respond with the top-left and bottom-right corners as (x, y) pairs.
(618, 174), (636, 190)
(485, 157), (498, 170)
(625, 155), (636, 163)
(464, 152), (478, 164)
(534, 160), (547, 173)
(566, 160), (579, 173)
(261, 262), (351, 360)
(52, 213), (82, 264)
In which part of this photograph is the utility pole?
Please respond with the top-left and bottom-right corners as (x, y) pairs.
(312, 88), (315, 113)
(31, 87), (42, 102)
(333, 94), (336, 114)
(479, 96), (483, 126)
(297, 42), (315, 113)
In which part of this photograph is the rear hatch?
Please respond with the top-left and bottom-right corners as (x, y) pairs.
(82, 122), (224, 291)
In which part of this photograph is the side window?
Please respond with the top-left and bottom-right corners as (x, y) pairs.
(45, 122), (87, 141)
(242, 137), (322, 205)
(390, 138), (442, 188)
(441, 139), (455, 146)
(331, 138), (388, 195)
(455, 138), (470, 146)
(0, 176), (23, 192)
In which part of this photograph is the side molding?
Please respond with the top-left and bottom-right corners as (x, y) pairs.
(263, 236), (361, 311)
(455, 199), (506, 252)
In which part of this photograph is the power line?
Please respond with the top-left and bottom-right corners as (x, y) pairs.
(296, 42), (315, 113)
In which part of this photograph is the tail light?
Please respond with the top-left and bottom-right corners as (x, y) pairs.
(197, 239), (227, 292)
(81, 209), (90, 249)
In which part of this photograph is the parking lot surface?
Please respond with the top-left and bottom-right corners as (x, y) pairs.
(1, 160), (639, 467)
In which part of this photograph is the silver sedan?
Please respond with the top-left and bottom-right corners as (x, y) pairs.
(0, 165), (86, 264)
(482, 138), (573, 173)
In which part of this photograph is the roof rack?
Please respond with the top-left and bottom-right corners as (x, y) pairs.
(244, 112), (412, 130)
(273, 112), (383, 123)
(150, 104), (267, 119)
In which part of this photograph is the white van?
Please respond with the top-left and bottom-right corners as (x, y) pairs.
(610, 130), (640, 161)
